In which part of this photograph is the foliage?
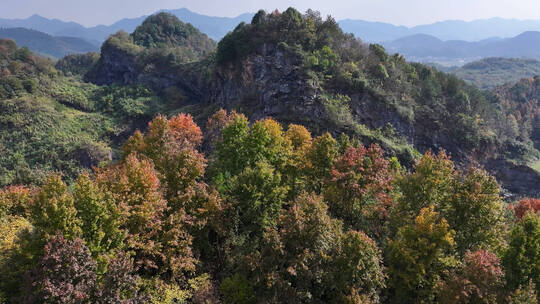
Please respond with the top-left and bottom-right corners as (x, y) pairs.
(21, 235), (98, 304)
(324, 145), (393, 236)
(55, 52), (100, 76)
(438, 250), (504, 303)
(503, 213), (540, 299)
(132, 13), (215, 61)
(29, 174), (82, 240)
(514, 198), (540, 220)
(386, 206), (456, 302)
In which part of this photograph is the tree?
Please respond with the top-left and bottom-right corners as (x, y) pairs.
(282, 124), (313, 198)
(0, 185), (33, 217)
(514, 198), (540, 220)
(96, 153), (196, 280)
(0, 215), (35, 302)
(503, 213), (540, 299)
(204, 109), (242, 152)
(123, 114), (206, 209)
(445, 168), (506, 255)
(213, 117), (292, 179)
(212, 114), (250, 177)
(73, 173), (126, 263)
(386, 206), (456, 302)
(395, 151), (454, 220)
(21, 235), (98, 304)
(226, 160), (288, 239)
(304, 132), (339, 193)
(99, 252), (146, 304)
(328, 230), (386, 302)
(324, 145), (393, 236)
(30, 175), (81, 240)
(438, 250), (504, 304)
(247, 192), (384, 303)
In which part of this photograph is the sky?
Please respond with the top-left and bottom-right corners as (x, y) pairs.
(2, 0), (540, 27)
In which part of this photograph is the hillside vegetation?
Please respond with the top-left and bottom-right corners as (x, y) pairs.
(0, 8), (538, 304)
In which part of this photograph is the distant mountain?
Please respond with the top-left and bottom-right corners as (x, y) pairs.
(382, 31), (540, 65)
(0, 8), (253, 43)
(0, 27), (99, 58)
(440, 57), (540, 89)
(339, 17), (540, 42)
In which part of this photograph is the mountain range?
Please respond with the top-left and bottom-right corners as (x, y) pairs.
(339, 18), (540, 42)
(0, 27), (99, 58)
(5, 9), (540, 64)
(0, 9), (253, 43)
(4, 9), (540, 44)
(382, 31), (540, 64)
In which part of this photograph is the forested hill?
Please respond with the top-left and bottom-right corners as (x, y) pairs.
(85, 10), (539, 197)
(0, 8), (539, 304)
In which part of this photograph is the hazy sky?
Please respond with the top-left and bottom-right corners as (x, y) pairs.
(3, 0), (540, 27)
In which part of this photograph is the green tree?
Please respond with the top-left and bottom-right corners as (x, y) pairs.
(445, 168), (506, 255)
(226, 160), (288, 239)
(503, 213), (540, 299)
(73, 173), (126, 263)
(304, 132), (339, 193)
(30, 175), (81, 240)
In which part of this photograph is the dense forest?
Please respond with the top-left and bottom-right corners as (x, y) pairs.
(0, 8), (539, 303)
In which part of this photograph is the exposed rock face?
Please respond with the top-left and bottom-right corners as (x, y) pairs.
(85, 42), (138, 85)
(487, 159), (540, 198)
(207, 44), (326, 126)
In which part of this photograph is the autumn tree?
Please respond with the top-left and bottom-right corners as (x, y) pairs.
(21, 235), (98, 304)
(123, 114), (206, 210)
(395, 151), (454, 219)
(98, 252), (146, 304)
(96, 153), (196, 280)
(324, 145), (393, 236)
(514, 198), (540, 220)
(0, 215), (36, 302)
(394, 152), (506, 255)
(247, 193), (385, 303)
(204, 109), (242, 152)
(438, 250), (504, 303)
(250, 192), (342, 302)
(386, 206), (456, 302)
(0, 185), (33, 217)
(327, 230), (386, 302)
(283, 124), (313, 197)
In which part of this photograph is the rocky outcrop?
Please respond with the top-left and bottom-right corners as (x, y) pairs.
(486, 159), (540, 198)
(207, 44), (326, 125)
(84, 41), (138, 85)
